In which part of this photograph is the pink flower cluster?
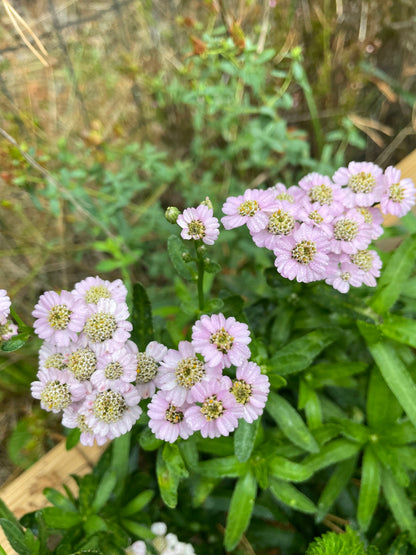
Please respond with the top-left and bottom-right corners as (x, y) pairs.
(148, 313), (269, 441)
(222, 162), (416, 293)
(31, 276), (142, 446)
(30, 277), (270, 446)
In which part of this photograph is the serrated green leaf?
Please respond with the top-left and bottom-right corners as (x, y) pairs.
(269, 329), (340, 376)
(130, 282), (154, 350)
(269, 477), (316, 514)
(121, 490), (154, 517)
(358, 446), (381, 532)
(316, 456), (357, 522)
(92, 470), (117, 512)
(0, 519), (31, 555)
(361, 333), (416, 430)
(198, 456), (248, 478)
(266, 392), (319, 453)
(167, 235), (196, 280)
(304, 439), (362, 473)
(234, 418), (259, 463)
(382, 468), (416, 545)
(369, 235), (416, 313)
(366, 366), (403, 428)
(267, 455), (313, 482)
(224, 471), (257, 551)
(41, 507), (82, 529)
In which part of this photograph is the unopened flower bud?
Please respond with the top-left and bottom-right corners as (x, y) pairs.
(182, 252), (192, 263)
(197, 245), (207, 257)
(200, 196), (213, 210)
(165, 206), (180, 224)
(203, 258), (211, 268)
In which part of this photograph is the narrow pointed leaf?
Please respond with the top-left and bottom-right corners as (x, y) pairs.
(304, 439), (361, 474)
(41, 507), (82, 529)
(130, 282), (154, 350)
(369, 235), (416, 313)
(267, 455), (313, 482)
(269, 329), (340, 376)
(382, 469), (416, 545)
(92, 470), (117, 512)
(121, 490), (154, 517)
(234, 418), (259, 463)
(198, 456), (248, 478)
(358, 446), (381, 532)
(266, 392), (319, 453)
(156, 449), (179, 508)
(366, 366), (403, 428)
(372, 442), (409, 488)
(359, 328), (416, 429)
(0, 520), (31, 555)
(224, 471), (257, 551)
(316, 456), (357, 522)
(43, 488), (77, 512)
(382, 314), (416, 349)
(269, 477), (316, 514)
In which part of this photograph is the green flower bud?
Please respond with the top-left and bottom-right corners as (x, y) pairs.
(165, 206), (180, 224)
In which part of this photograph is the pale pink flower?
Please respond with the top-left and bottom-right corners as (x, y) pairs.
(84, 385), (142, 440)
(227, 361), (270, 423)
(62, 402), (109, 447)
(38, 341), (67, 371)
(0, 321), (18, 341)
(325, 256), (365, 293)
(192, 313), (251, 369)
(157, 341), (217, 406)
(250, 201), (299, 250)
(333, 161), (384, 207)
(125, 541), (147, 555)
(90, 346), (137, 393)
(221, 188), (279, 233)
(64, 334), (98, 382)
(331, 210), (372, 255)
(296, 201), (334, 237)
(349, 249), (382, 287)
(177, 204), (220, 245)
(273, 223), (330, 283)
(298, 172), (344, 215)
(269, 183), (304, 204)
(72, 276), (128, 307)
(380, 166), (416, 217)
(82, 298), (132, 354)
(0, 290), (11, 325)
(31, 367), (86, 413)
(147, 390), (194, 443)
(354, 206), (384, 240)
(32, 290), (87, 347)
(184, 379), (243, 439)
(127, 340), (168, 399)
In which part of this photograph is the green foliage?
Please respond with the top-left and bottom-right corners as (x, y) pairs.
(306, 526), (374, 555)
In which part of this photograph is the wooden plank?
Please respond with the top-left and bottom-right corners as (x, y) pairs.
(0, 441), (106, 553)
(383, 149), (416, 227)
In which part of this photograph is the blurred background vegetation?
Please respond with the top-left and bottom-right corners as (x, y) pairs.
(0, 0), (415, 481)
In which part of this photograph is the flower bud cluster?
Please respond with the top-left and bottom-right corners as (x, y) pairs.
(221, 162), (416, 293)
(126, 521), (196, 555)
(30, 278), (270, 445)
